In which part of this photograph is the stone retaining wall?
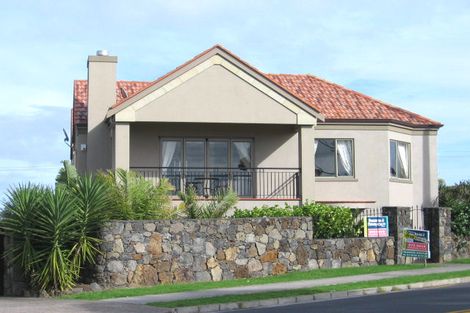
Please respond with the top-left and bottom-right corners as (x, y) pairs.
(96, 218), (395, 288)
(311, 238), (395, 269)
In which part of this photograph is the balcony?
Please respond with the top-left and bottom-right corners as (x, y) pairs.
(131, 167), (301, 200)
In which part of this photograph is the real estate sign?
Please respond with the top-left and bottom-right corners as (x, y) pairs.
(364, 216), (389, 237)
(401, 228), (431, 259)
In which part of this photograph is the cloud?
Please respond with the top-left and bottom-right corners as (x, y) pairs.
(0, 158), (60, 202)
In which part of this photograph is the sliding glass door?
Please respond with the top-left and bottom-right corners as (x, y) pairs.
(160, 138), (252, 197)
(231, 141), (252, 197)
(184, 140), (205, 194)
(160, 140), (183, 192)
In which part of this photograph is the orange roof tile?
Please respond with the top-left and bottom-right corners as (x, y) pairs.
(72, 46), (442, 130)
(73, 80), (152, 125)
(266, 74), (442, 127)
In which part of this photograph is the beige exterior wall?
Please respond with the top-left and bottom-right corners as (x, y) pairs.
(113, 123), (130, 170)
(388, 130), (438, 208)
(299, 125), (315, 202)
(129, 123), (299, 169)
(74, 127), (88, 175)
(86, 55), (117, 172)
(314, 126), (390, 208)
(314, 124), (438, 209)
(120, 65), (300, 125)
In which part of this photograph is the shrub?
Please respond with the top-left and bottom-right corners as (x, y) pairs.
(294, 202), (356, 239)
(178, 186), (239, 218)
(439, 180), (470, 238)
(233, 205), (294, 218)
(233, 202), (356, 239)
(55, 160), (78, 187)
(98, 169), (178, 220)
(1, 175), (110, 292)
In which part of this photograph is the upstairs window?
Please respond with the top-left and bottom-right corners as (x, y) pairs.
(315, 139), (354, 177)
(390, 140), (410, 179)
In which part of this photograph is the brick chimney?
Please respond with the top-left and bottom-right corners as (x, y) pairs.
(86, 50), (117, 172)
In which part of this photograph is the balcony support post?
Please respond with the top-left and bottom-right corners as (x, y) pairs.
(113, 122), (130, 171)
(299, 125), (315, 202)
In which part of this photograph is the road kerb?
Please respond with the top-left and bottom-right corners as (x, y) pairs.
(164, 277), (470, 313)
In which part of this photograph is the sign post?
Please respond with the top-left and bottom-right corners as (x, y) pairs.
(401, 228), (431, 265)
(364, 216), (389, 237)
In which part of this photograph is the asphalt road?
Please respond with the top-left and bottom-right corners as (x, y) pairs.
(233, 283), (470, 313)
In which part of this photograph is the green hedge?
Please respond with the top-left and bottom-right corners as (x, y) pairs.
(233, 203), (357, 239)
(439, 180), (470, 238)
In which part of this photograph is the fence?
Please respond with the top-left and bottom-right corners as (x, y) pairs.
(131, 167), (301, 199)
(351, 207), (425, 230)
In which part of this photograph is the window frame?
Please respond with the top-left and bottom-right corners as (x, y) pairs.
(389, 139), (411, 181)
(314, 138), (355, 178)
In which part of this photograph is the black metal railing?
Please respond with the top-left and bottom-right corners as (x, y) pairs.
(350, 206), (426, 237)
(131, 167), (301, 199)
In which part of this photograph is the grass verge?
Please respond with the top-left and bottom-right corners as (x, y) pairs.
(450, 258), (470, 264)
(149, 270), (470, 308)
(66, 264), (430, 300)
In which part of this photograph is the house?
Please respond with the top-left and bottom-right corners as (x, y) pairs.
(71, 45), (442, 209)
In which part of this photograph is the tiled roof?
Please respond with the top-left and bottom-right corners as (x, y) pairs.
(73, 80), (152, 125)
(72, 46), (442, 129)
(266, 74), (442, 127)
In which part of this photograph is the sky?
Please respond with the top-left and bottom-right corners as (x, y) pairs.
(0, 0), (469, 199)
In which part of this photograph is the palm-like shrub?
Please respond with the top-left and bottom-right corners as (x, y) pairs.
(1, 174), (111, 292)
(69, 176), (110, 268)
(1, 184), (44, 275)
(178, 186), (239, 218)
(32, 187), (78, 291)
(179, 185), (199, 219)
(55, 160), (78, 187)
(98, 169), (179, 220)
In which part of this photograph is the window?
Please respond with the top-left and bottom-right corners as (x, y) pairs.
(160, 138), (253, 197)
(161, 140), (182, 167)
(160, 138), (252, 169)
(314, 139), (354, 177)
(390, 140), (410, 179)
(231, 141), (252, 169)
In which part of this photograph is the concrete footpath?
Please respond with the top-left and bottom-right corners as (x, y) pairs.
(104, 263), (470, 305)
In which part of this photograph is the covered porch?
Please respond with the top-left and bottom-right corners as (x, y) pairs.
(113, 122), (315, 203)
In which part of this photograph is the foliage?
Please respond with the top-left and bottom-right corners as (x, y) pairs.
(233, 205), (294, 218)
(55, 160), (78, 187)
(178, 185), (199, 219)
(439, 180), (470, 239)
(98, 169), (179, 220)
(198, 189), (239, 218)
(1, 173), (110, 292)
(294, 202), (357, 239)
(233, 202), (356, 239)
(178, 186), (239, 218)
